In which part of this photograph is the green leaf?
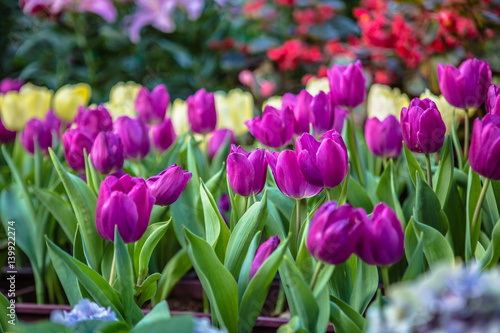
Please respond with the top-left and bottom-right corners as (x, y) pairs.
(466, 169), (482, 260)
(279, 257), (319, 333)
(114, 228), (139, 326)
(403, 142), (425, 187)
(444, 181), (467, 258)
(32, 187), (77, 243)
(329, 296), (364, 333)
(350, 258), (378, 315)
(184, 228), (238, 333)
(402, 229), (424, 281)
(134, 301), (170, 331)
(479, 219), (500, 270)
(346, 178), (373, 213)
(0, 291), (16, 331)
(134, 221), (171, 283)
(209, 135), (231, 177)
(414, 173), (449, 235)
(84, 151), (102, 196)
(238, 238), (289, 333)
(45, 238), (125, 320)
(237, 232), (260, 304)
(225, 191), (268, 278)
(132, 315), (194, 333)
(49, 148), (103, 271)
(375, 160), (405, 224)
(136, 273), (161, 307)
(154, 248), (192, 304)
(312, 264), (335, 298)
(411, 218), (454, 268)
(200, 181), (230, 261)
(346, 116), (365, 186)
(434, 137), (454, 208)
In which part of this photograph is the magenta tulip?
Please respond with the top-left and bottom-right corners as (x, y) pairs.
(486, 84), (500, 116)
(151, 117), (177, 153)
(266, 150), (322, 199)
(246, 105), (294, 148)
(147, 165), (192, 206)
(76, 105), (113, 139)
(62, 128), (94, 172)
(365, 115), (403, 158)
(135, 84), (169, 125)
(469, 114), (500, 180)
(96, 174), (155, 243)
(0, 117), (16, 144)
(249, 236), (280, 280)
(295, 130), (348, 188)
(113, 116), (150, 160)
(187, 89), (217, 134)
(20, 118), (52, 154)
(90, 132), (124, 175)
(0, 78), (24, 94)
(327, 60), (366, 109)
(227, 145), (267, 197)
(207, 129), (235, 160)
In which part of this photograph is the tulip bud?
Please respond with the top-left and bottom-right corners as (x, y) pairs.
(306, 202), (366, 265)
(187, 89), (217, 134)
(0, 117), (16, 144)
(96, 174), (155, 243)
(90, 132), (124, 175)
(207, 129), (235, 160)
(76, 105), (113, 139)
(249, 235), (280, 280)
(113, 116), (150, 160)
(296, 130), (348, 188)
(227, 145), (267, 197)
(486, 84), (500, 116)
(135, 84), (169, 125)
(62, 129), (94, 172)
(469, 114), (500, 180)
(365, 115), (403, 158)
(218, 194), (231, 213)
(355, 203), (404, 266)
(266, 150), (322, 199)
(0, 78), (24, 94)
(20, 118), (53, 154)
(146, 165), (192, 206)
(327, 60), (366, 109)
(246, 105), (294, 148)
(44, 110), (65, 139)
(400, 98), (446, 154)
(437, 58), (491, 109)
(53, 83), (92, 121)
(151, 117), (177, 153)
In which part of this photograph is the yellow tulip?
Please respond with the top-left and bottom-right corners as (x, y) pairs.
(262, 96), (284, 110)
(419, 89), (465, 135)
(105, 81), (141, 120)
(53, 83), (91, 121)
(215, 89), (254, 136)
(169, 98), (189, 135)
(366, 84), (409, 120)
(0, 83), (53, 131)
(305, 77), (330, 96)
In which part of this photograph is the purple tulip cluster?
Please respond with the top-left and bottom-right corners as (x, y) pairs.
(307, 201), (404, 267)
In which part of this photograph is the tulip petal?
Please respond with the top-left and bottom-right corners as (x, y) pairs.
(227, 153), (255, 197)
(100, 192), (139, 243)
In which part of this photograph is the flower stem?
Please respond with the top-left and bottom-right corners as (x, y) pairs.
(464, 109), (470, 162)
(109, 252), (116, 286)
(425, 153), (433, 189)
(381, 266), (390, 292)
(274, 283), (285, 315)
(310, 261), (323, 290)
(471, 178), (491, 238)
(326, 188), (333, 201)
(295, 200), (301, 252)
(349, 110), (365, 186)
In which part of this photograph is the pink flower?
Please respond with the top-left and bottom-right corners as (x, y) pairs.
(127, 0), (204, 43)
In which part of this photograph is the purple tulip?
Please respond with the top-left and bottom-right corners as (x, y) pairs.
(20, 118), (53, 154)
(249, 235), (280, 280)
(44, 110), (65, 138)
(293, 90), (338, 136)
(355, 203), (404, 266)
(150, 117), (177, 153)
(218, 194), (231, 213)
(266, 150), (322, 199)
(0, 117), (16, 144)
(486, 84), (500, 116)
(90, 132), (124, 175)
(0, 78), (24, 94)
(246, 105), (294, 148)
(113, 116), (150, 160)
(146, 165), (192, 206)
(282, 93), (297, 109)
(306, 201), (367, 265)
(295, 130), (348, 189)
(469, 114), (500, 180)
(62, 129), (94, 172)
(96, 174), (155, 243)
(400, 98), (446, 154)
(365, 115), (403, 158)
(437, 58), (491, 109)
(187, 89), (217, 134)
(207, 129), (236, 160)
(327, 60), (366, 109)
(76, 105), (113, 139)
(227, 145), (268, 197)
(135, 84), (169, 125)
